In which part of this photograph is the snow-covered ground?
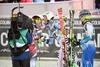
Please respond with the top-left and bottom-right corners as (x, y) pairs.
(0, 57), (100, 67)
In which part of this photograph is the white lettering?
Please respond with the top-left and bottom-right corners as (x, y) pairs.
(97, 33), (100, 48)
(1, 32), (8, 46)
(39, 33), (49, 47)
(0, 19), (10, 25)
(55, 39), (60, 47)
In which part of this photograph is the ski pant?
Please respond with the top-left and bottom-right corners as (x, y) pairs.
(30, 56), (37, 67)
(58, 48), (64, 67)
(12, 57), (30, 67)
(82, 43), (96, 67)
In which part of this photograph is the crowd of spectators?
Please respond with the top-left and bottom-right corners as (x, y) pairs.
(0, 0), (69, 3)
(1, 0), (99, 9)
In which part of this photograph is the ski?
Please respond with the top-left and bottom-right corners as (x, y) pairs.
(69, 10), (75, 67)
(58, 8), (67, 67)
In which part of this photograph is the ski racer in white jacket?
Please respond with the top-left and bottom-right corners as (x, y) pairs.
(79, 9), (96, 67)
(43, 11), (66, 67)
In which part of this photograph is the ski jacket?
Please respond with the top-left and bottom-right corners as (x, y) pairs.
(44, 20), (61, 44)
(80, 22), (95, 45)
(31, 29), (40, 57)
(9, 29), (28, 47)
(8, 29), (32, 60)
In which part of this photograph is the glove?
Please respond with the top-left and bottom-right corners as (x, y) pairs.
(72, 41), (80, 47)
(71, 35), (77, 43)
(71, 35), (80, 47)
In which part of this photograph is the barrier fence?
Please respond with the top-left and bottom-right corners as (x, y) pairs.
(0, 18), (100, 59)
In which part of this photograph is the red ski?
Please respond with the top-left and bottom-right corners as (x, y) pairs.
(58, 8), (67, 67)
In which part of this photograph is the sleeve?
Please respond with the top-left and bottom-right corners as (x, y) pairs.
(80, 36), (91, 45)
(87, 24), (94, 39)
(26, 31), (32, 44)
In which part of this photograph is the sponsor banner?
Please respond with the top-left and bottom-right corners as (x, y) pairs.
(0, 18), (10, 27)
(90, 10), (100, 15)
(0, 18), (100, 59)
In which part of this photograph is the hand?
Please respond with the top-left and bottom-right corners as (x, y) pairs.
(72, 41), (80, 47)
(71, 35), (77, 43)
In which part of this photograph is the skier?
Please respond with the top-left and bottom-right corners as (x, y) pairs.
(78, 9), (96, 67)
(29, 15), (44, 67)
(43, 11), (67, 67)
(42, 11), (55, 45)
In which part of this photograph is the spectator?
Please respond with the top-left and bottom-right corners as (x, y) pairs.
(21, 0), (32, 3)
(33, 0), (44, 2)
(55, 0), (64, 1)
(0, 0), (7, 3)
(7, 0), (20, 3)
(95, 0), (100, 9)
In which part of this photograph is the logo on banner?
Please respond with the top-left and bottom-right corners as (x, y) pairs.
(90, 10), (100, 15)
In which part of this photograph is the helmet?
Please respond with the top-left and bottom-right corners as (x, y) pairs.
(79, 9), (91, 24)
(32, 15), (42, 24)
(43, 11), (54, 20)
